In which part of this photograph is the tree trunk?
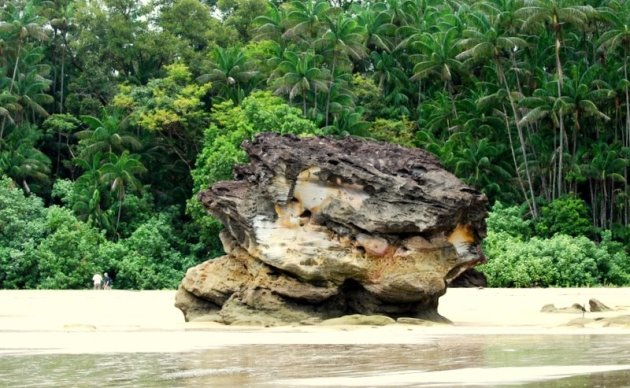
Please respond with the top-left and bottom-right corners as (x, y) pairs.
(115, 188), (125, 235)
(502, 106), (532, 215)
(60, 45), (65, 114)
(624, 55), (630, 226)
(325, 56), (337, 127)
(498, 61), (537, 217)
(558, 114), (566, 198)
(555, 34), (564, 92)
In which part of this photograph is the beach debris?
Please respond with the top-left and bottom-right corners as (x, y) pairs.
(589, 298), (612, 312)
(176, 133), (487, 325)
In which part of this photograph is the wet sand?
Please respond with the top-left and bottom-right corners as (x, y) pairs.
(1, 288), (629, 354)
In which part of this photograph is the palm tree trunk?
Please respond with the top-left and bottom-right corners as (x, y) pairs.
(447, 81), (458, 119)
(624, 55), (630, 226)
(555, 34), (564, 92)
(325, 55), (337, 127)
(601, 175), (607, 228)
(609, 181), (615, 229)
(9, 44), (21, 93)
(115, 189), (125, 234)
(624, 55), (630, 149)
(589, 178), (596, 227)
(558, 115), (566, 198)
(502, 107), (533, 215)
(417, 80), (422, 121)
(498, 62), (537, 216)
(60, 46), (65, 114)
(552, 125), (558, 200)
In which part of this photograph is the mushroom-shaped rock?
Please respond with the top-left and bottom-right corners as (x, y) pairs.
(176, 133), (487, 325)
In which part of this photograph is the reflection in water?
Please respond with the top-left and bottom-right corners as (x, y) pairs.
(1, 335), (630, 387)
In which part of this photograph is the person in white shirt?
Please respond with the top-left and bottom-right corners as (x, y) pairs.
(92, 273), (103, 290)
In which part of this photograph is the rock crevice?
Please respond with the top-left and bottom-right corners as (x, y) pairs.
(176, 133), (487, 325)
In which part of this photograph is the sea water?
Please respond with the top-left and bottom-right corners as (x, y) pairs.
(1, 334), (630, 387)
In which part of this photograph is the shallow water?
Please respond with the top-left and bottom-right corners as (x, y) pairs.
(2, 334), (630, 387)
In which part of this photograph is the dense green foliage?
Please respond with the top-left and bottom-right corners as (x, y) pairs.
(0, 177), (193, 288)
(480, 201), (630, 286)
(1, 0), (629, 288)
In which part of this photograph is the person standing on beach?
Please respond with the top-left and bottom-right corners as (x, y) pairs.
(92, 273), (103, 290)
(103, 273), (112, 290)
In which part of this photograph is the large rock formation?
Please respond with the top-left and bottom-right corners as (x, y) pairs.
(176, 133), (487, 325)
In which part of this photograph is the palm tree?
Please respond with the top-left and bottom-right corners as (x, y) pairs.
(585, 142), (627, 228)
(315, 13), (367, 125)
(283, 0), (331, 42)
(519, 79), (571, 199)
(452, 135), (514, 199)
(0, 1), (48, 92)
(0, 0), (48, 139)
(270, 51), (330, 117)
(370, 50), (406, 92)
(0, 74), (17, 130)
(99, 151), (147, 234)
(73, 152), (112, 233)
(253, 3), (288, 42)
(10, 56), (53, 125)
(77, 112), (142, 160)
(561, 64), (613, 158)
(321, 71), (355, 127)
(457, 11), (538, 215)
(410, 28), (464, 119)
(197, 47), (259, 103)
(49, 0), (76, 114)
(598, 2), (630, 149)
(0, 124), (50, 194)
(356, 2), (396, 52)
(516, 0), (594, 93)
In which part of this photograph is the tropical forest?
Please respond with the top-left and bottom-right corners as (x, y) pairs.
(1, 0), (629, 289)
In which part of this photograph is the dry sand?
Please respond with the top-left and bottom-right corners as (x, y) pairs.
(1, 288), (629, 354)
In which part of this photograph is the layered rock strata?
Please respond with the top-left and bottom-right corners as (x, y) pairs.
(176, 133), (488, 325)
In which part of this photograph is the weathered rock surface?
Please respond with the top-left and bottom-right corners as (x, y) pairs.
(589, 298), (612, 312)
(176, 133), (487, 325)
(541, 303), (587, 314)
(449, 268), (487, 288)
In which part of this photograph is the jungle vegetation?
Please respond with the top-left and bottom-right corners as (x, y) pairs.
(1, 0), (628, 288)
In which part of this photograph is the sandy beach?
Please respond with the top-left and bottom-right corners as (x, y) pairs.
(1, 287), (630, 354)
(2, 288), (630, 387)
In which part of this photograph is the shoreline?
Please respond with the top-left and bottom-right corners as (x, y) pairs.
(1, 288), (629, 354)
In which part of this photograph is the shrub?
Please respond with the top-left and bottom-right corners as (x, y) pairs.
(36, 207), (105, 289)
(480, 232), (624, 287)
(535, 195), (594, 238)
(486, 201), (532, 239)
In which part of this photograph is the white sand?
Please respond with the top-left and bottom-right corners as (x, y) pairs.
(1, 288), (629, 354)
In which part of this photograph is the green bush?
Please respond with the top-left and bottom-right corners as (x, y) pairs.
(535, 195), (594, 238)
(480, 231), (627, 287)
(0, 177), (48, 288)
(36, 207), (106, 289)
(1, 177), (197, 289)
(486, 201), (532, 239)
(108, 214), (196, 289)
